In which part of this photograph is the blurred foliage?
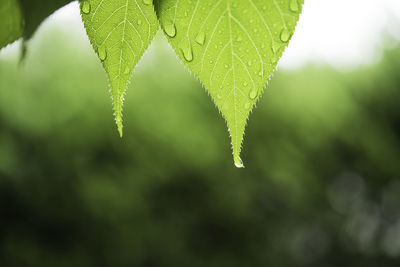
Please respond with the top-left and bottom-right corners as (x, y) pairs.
(0, 27), (400, 267)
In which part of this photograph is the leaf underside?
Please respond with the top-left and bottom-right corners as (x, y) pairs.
(156, 0), (303, 167)
(0, 0), (23, 49)
(80, 0), (159, 136)
(0, 0), (72, 56)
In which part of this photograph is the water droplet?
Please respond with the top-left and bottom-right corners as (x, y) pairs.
(124, 66), (130, 75)
(195, 31), (205, 45)
(258, 71), (263, 77)
(81, 1), (91, 14)
(249, 89), (257, 99)
(164, 21), (176, 37)
(179, 39), (193, 62)
(143, 0), (152, 5)
(290, 0), (299, 12)
(217, 93), (222, 100)
(244, 102), (251, 109)
(234, 157), (244, 168)
(280, 28), (290, 42)
(243, 82), (248, 86)
(137, 19), (142, 25)
(98, 45), (107, 61)
(236, 36), (242, 42)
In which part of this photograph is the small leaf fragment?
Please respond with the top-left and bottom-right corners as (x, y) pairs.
(0, 0), (23, 50)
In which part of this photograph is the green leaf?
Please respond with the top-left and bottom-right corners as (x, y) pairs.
(0, 0), (72, 53)
(0, 0), (23, 49)
(18, 0), (72, 39)
(156, 0), (303, 167)
(80, 0), (159, 136)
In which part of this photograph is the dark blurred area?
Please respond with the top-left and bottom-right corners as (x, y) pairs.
(0, 27), (400, 267)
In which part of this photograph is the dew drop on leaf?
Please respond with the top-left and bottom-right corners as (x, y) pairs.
(249, 89), (257, 100)
(164, 21), (176, 38)
(179, 39), (193, 62)
(244, 102), (250, 109)
(123, 66), (129, 75)
(142, 0), (152, 5)
(137, 19), (142, 25)
(290, 0), (299, 12)
(280, 28), (290, 42)
(98, 45), (107, 61)
(195, 31), (205, 45)
(234, 157), (244, 168)
(81, 1), (91, 14)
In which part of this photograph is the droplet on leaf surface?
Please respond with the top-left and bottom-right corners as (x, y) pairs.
(164, 21), (176, 37)
(98, 45), (107, 61)
(81, 1), (91, 14)
(280, 28), (290, 42)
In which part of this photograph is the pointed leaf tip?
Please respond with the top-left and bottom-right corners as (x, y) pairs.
(115, 115), (123, 137)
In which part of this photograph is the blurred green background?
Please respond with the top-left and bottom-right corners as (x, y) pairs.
(1, 12), (400, 267)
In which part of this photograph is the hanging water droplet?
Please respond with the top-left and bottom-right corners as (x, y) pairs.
(98, 45), (107, 61)
(234, 157), (244, 168)
(164, 21), (176, 37)
(290, 0), (299, 12)
(249, 89), (257, 99)
(280, 28), (290, 42)
(142, 0), (152, 5)
(244, 102), (251, 109)
(195, 31), (205, 45)
(179, 39), (193, 62)
(81, 1), (91, 14)
(124, 66), (130, 75)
